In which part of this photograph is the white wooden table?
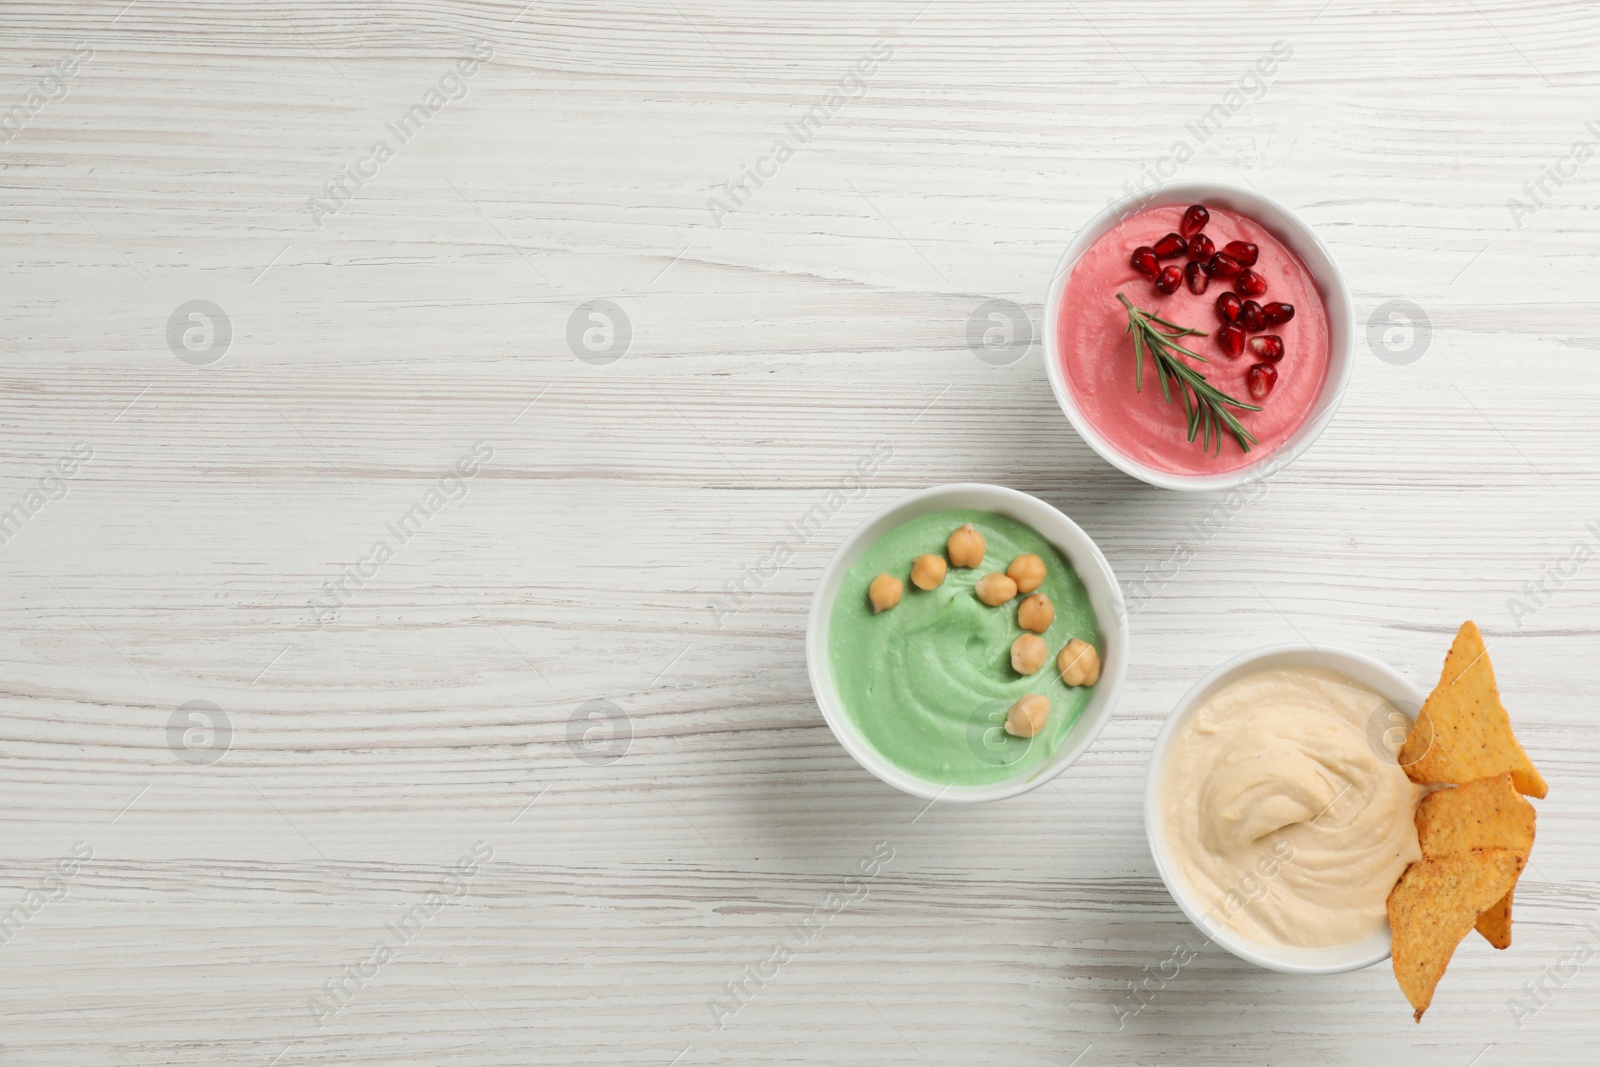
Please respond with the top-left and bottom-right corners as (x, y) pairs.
(2, 1), (1596, 1063)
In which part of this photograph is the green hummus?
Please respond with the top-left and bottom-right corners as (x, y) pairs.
(829, 509), (1102, 786)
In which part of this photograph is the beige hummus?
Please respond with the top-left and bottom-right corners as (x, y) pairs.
(1161, 666), (1424, 948)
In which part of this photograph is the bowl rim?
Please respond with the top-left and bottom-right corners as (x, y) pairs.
(805, 483), (1129, 803)
(1042, 179), (1356, 493)
(1143, 643), (1425, 974)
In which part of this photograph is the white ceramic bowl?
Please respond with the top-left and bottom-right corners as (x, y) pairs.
(806, 484), (1128, 803)
(1043, 180), (1355, 492)
(1144, 644), (1424, 974)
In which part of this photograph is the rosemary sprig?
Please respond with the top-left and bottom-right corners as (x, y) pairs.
(1116, 292), (1261, 456)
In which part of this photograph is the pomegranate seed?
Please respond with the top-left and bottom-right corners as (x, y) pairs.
(1217, 323), (1246, 358)
(1155, 264), (1183, 294)
(1184, 260), (1209, 295)
(1239, 300), (1266, 333)
(1153, 232), (1188, 259)
(1130, 246), (1159, 280)
(1263, 301), (1296, 326)
(1247, 362), (1277, 400)
(1180, 204), (1209, 237)
(1187, 233), (1215, 262)
(1236, 269), (1268, 297)
(1248, 334), (1284, 362)
(1209, 252), (1243, 278)
(1223, 241), (1259, 267)
(1215, 292), (1242, 325)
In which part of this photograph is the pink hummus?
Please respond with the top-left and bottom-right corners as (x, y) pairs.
(1058, 204), (1330, 476)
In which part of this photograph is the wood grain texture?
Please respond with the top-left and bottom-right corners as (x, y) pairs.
(2, 0), (1599, 1062)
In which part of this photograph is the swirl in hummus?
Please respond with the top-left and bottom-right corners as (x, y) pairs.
(828, 509), (1102, 787)
(1162, 666), (1424, 948)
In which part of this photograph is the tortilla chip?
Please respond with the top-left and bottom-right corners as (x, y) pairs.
(1475, 890), (1515, 950)
(1415, 773), (1535, 948)
(1399, 622), (1547, 798)
(1388, 850), (1523, 1022)
(1416, 773), (1536, 856)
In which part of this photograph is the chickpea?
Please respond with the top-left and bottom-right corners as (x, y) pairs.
(974, 572), (1018, 607)
(946, 523), (985, 568)
(1004, 693), (1051, 738)
(910, 554), (947, 591)
(1006, 553), (1047, 594)
(1010, 634), (1048, 675)
(1058, 637), (1101, 687)
(1017, 593), (1054, 633)
(868, 574), (903, 613)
